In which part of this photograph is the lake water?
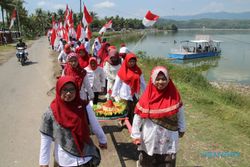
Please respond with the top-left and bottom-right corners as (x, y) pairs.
(127, 29), (250, 85)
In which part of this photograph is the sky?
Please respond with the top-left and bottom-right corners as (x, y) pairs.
(23, 0), (250, 19)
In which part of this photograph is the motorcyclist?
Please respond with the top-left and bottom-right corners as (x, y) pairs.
(16, 38), (28, 61)
(16, 38), (27, 48)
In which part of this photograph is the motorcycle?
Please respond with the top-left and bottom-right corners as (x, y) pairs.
(16, 47), (28, 66)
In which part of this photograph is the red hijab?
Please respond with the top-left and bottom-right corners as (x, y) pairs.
(97, 42), (110, 67)
(76, 44), (89, 68)
(135, 66), (182, 119)
(117, 53), (142, 96)
(50, 76), (90, 155)
(64, 44), (71, 54)
(64, 52), (86, 89)
(88, 57), (98, 71)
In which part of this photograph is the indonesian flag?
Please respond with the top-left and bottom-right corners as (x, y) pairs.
(82, 4), (93, 27)
(68, 25), (76, 39)
(142, 10), (159, 27)
(64, 4), (69, 28)
(63, 29), (69, 42)
(76, 23), (82, 40)
(57, 18), (64, 39)
(50, 29), (57, 47)
(98, 20), (112, 35)
(76, 23), (86, 41)
(64, 5), (69, 21)
(57, 19), (63, 31)
(68, 10), (73, 27)
(52, 15), (58, 30)
(9, 9), (17, 29)
(86, 25), (92, 40)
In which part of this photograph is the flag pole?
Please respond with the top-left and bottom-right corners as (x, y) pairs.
(131, 30), (147, 52)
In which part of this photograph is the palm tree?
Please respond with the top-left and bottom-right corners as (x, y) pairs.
(0, 0), (15, 29)
(35, 8), (47, 34)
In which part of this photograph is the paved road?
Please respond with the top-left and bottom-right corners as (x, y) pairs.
(0, 37), (137, 167)
(0, 37), (54, 166)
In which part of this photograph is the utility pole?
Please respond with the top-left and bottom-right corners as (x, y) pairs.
(80, 0), (82, 14)
(16, 7), (21, 35)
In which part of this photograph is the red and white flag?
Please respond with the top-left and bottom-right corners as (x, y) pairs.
(86, 25), (92, 40)
(52, 15), (58, 30)
(67, 10), (73, 27)
(105, 20), (112, 29)
(63, 29), (69, 42)
(82, 4), (93, 27)
(50, 29), (57, 47)
(68, 24), (76, 39)
(76, 23), (82, 40)
(98, 20), (112, 35)
(64, 4), (69, 28)
(142, 10), (159, 27)
(9, 9), (17, 29)
(77, 24), (86, 41)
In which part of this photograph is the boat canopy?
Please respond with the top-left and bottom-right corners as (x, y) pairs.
(189, 40), (209, 43)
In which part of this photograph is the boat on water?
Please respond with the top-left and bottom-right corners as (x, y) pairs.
(168, 35), (222, 60)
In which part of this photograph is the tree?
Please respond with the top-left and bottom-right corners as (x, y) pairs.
(0, 0), (16, 29)
(34, 8), (48, 35)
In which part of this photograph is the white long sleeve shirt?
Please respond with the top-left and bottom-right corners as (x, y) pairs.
(57, 50), (68, 63)
(111, 75), (146, 101)
(84, 66), (106, 92)
(103, 62), (121, 81)
(80, 76), (95, 100)
(131, 106), (186, 156)
(39, 104), (107, 166)
(56, 40), (64, 53)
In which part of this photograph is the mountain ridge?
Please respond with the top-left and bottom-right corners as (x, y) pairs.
(163, 11), (250, 20)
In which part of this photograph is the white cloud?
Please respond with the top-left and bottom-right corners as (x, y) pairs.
(94, 1), (115, 9)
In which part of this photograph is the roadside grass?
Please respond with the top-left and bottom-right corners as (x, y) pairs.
(137, 56), (250, 166)
(0, 45), (15, 51)
(0, 45), (16, 65)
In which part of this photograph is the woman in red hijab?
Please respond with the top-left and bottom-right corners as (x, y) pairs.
(131, 66), (186, 167)
(111, 53), (146, 124)
(97, 42), (110, 67)
(39, 76), (107, 167)
(76, 44), (90, 68)
(63, 52), (94, 101)
(85, 57), (106, 105)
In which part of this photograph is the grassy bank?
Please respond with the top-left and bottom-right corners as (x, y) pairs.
(137, 56), (250, 166)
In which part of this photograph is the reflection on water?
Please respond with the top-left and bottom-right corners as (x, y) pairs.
(170, 56), (220, 69)
(127, 29), (250, 85)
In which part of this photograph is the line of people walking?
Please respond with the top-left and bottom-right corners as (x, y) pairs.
(39, 36), (186, 167)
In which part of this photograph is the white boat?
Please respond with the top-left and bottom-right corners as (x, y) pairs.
(168, 35), (222, 60)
